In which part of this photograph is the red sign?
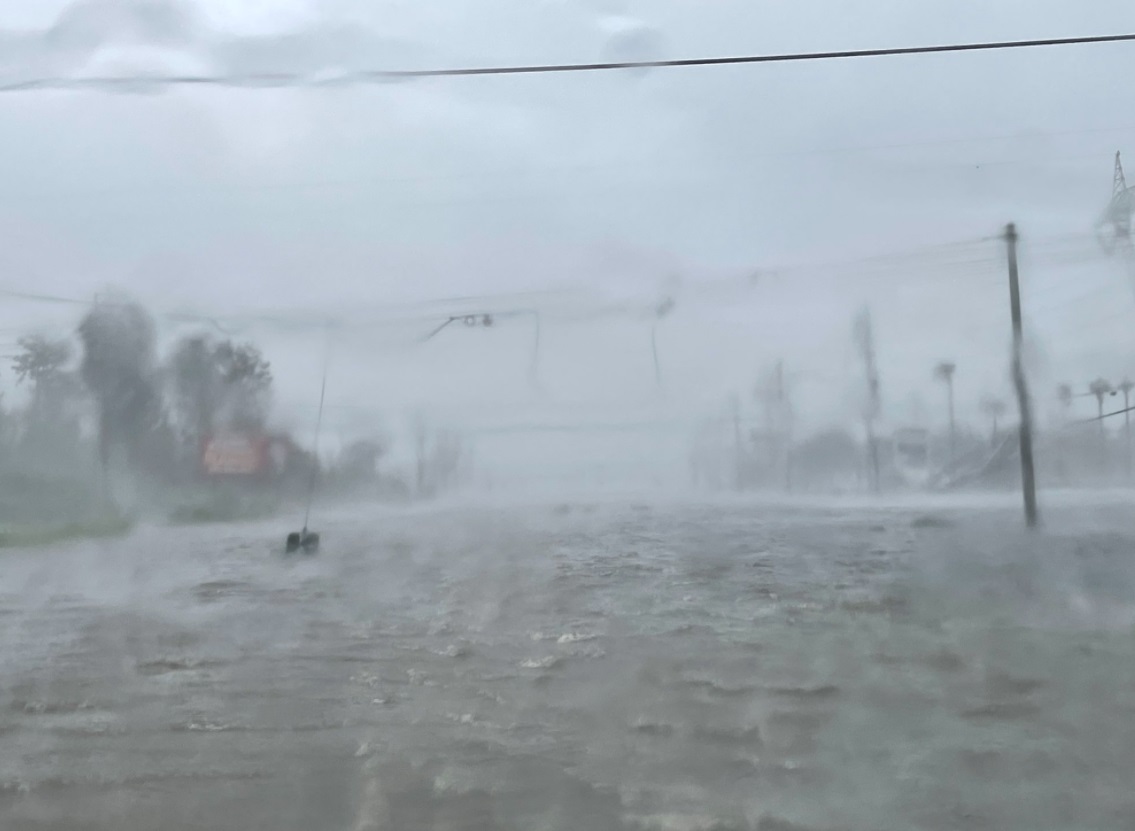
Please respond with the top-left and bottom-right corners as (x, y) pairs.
(202, 434), (268, 476)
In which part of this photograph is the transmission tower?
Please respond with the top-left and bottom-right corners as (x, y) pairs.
(1097, 152), (1135, 291)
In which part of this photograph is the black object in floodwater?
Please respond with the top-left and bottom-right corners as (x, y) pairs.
(288, 326), (332, 557)
(285, 528), (320, 554)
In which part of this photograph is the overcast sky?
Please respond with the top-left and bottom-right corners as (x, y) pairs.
(0, 0), (1133, 484)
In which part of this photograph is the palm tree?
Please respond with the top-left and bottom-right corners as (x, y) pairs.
(1089, 378), (1114, 436)
(1089, 378), (1116, 474)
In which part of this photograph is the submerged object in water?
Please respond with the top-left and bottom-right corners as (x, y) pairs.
(285, 528), (320, 554)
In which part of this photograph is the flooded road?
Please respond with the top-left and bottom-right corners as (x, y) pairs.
(2, 498), (1135, 830)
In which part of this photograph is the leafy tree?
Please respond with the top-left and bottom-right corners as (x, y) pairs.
(77, 299), (161, 469)
(793, 428), (862, 487)
(214, 340), (272, 429)
(432, 429), (465, 491)
(12, 335), (77, 416)
(13, 334), (71, 386)
(412, 414), (466, 497)
(169, 335), (221, 442)
(169, 335), (273, 441)
(337, 438), (388, 487)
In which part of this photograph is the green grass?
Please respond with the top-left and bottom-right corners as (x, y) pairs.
(0, 514), (134, 548)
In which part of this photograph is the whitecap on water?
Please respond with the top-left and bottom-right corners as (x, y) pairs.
(520, 656), (562, 670)
(556, 632), (598, 644)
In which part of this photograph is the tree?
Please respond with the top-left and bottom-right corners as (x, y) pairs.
(1089, 378), (1114, 439)
(10, 334), (85, 472)
(214, 340), (272, 429)
(793, 428), (862, 488)
(78, 299), (161, 469)
(432, 429), (465, 492)
(337, 438), (388, 488)
(411, 414), (467, 498)
(168, 335), (273, 443)
(170, 335), (220, 443)
(12, 335), (76, 416)
(13, 335), (71, 387)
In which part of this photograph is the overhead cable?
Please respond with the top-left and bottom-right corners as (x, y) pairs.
(1, 33), (1133, 93)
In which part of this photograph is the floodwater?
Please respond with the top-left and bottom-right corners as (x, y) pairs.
(2, 497), (1135, 830)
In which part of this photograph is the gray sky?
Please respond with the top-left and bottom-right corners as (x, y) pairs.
(0, 0), (1133, 483)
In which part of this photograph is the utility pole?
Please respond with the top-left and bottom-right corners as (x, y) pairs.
(651, 297), (675, 390)
(1006, 224), (1038, 528)
(1057, 384), (1073, 484)
(651, 325), (661, 387)
(414, 414), (429, 497)
(934, 361), (957, 461)
(528, 311), (542, 388)
(854, 308), (882, 493)
(1088, 377), (1115, 477)
(1120, 378), (1134, 481)
(730, 392), (743, 492)
(776, 360), (793, 492)
(755, 361), (792, 492)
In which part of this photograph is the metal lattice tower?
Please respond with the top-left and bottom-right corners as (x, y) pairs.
(1097, 152), (1135, 298)
(1098, 151), (1135, 253)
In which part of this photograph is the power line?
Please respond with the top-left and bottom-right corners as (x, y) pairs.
(0, 233), (1003, 327)
(0, 287), (87, 305)
(1074, 403), (1135, 424)
(10, 129), (1135, 204)
(1, 33), (1133, 93)
(0, 229), (1110, 348)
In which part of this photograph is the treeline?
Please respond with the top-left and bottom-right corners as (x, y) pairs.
(0, 295), (471, 526)
(689, 419), (1016, 494)
(0, 296), (300, 517)
(329, 417), (470, 502)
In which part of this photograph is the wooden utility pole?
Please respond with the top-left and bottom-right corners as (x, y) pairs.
(775, 360), (793, 492)
(855, 308), (882, 493)
(1120, 379), (1134, 481)
(934, 361), (957, 461)
(1006, 224), (1038, 528)
(730, 392), (743, 492)
(652, 297), (675, 390)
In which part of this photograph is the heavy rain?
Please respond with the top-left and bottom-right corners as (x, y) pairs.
(2, 2), (1135, 829)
